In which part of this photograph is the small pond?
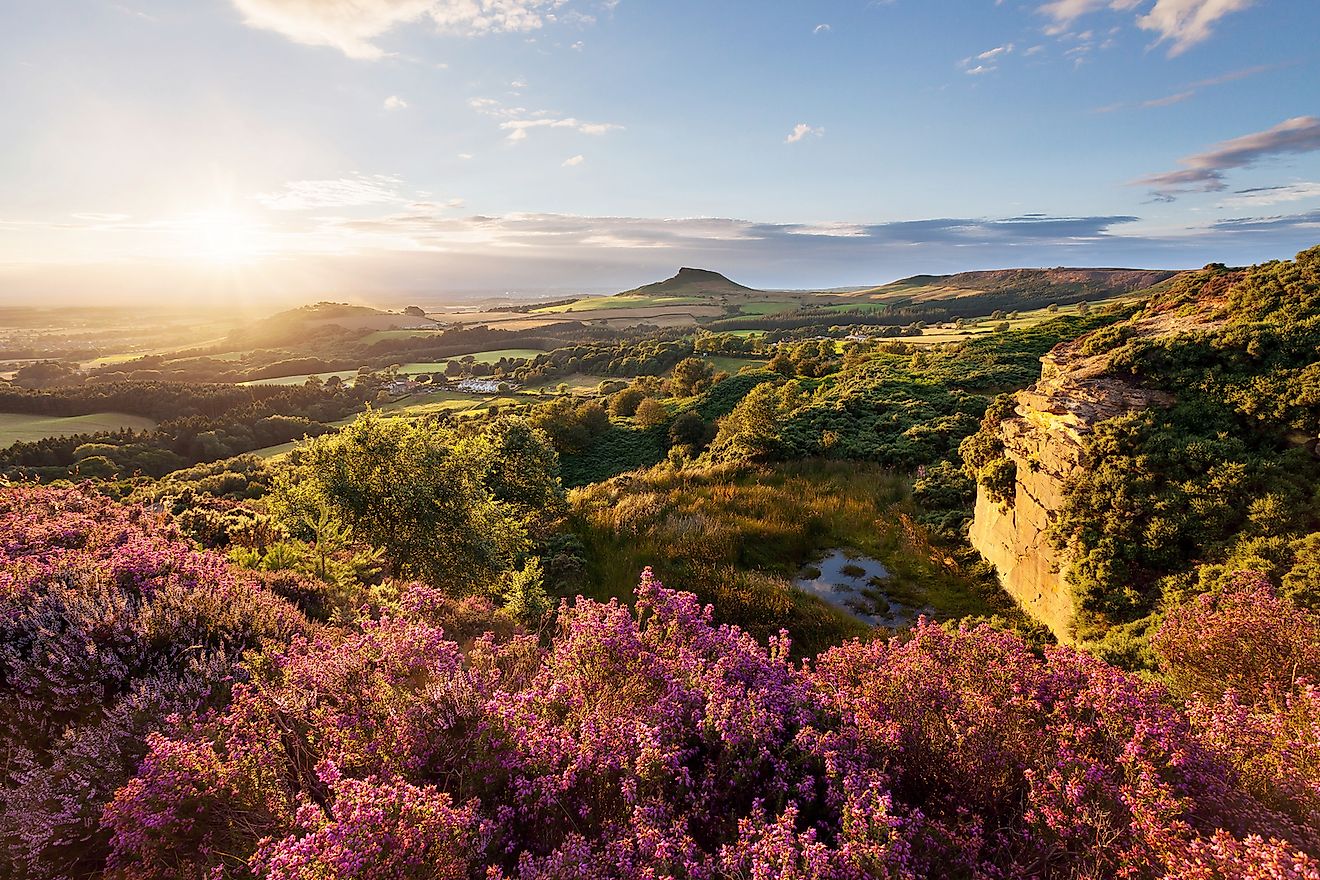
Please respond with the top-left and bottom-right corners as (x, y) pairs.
(793, 549), (929, 628)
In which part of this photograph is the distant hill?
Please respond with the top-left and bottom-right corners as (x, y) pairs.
(616, 268), (758, 298)
(847, 268), (1177, 304)
(229, 302), (439, 347)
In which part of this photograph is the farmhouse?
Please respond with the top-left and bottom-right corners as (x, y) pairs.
(454, 379), (506, 394)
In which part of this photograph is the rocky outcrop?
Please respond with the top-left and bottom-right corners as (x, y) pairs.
(968, 304), (1217, 641)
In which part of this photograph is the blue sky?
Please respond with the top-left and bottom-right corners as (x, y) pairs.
(2, 0), (1319, 305)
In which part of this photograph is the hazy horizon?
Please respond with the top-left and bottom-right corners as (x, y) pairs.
(3, 0), (1319, 306)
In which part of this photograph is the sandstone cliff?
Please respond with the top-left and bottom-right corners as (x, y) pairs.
(968, 300), (1222, 641)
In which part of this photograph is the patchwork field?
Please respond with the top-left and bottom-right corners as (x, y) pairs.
(0, 412), (157, 447)
(699, 355), (769, 373)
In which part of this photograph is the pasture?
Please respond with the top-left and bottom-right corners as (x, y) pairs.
(0, 412), (157, 447)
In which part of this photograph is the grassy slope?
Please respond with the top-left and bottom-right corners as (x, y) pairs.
(0, 412), (157, 446)
(569, 461), (1010, 657)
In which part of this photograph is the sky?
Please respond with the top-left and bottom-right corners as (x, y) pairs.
(1, 0), (1319, 306)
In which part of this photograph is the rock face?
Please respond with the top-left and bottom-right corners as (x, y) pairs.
(968, 304), (1215, 641)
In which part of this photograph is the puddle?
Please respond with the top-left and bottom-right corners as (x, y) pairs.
(793, 549), (929, 628)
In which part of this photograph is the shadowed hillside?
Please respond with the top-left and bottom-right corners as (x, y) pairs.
(616, 267), (758, 298)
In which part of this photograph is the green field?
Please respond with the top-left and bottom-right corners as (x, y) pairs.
(700, 355), (769, 374)
(241, 370), (362, 387)
(902, 297), (1139, 347)
(427, 348), (545, 365)
(241, 350), (546, 387)
(535, 294), (703, 314)
(0, 412), (157, 447)
(736, 300), (798, 316)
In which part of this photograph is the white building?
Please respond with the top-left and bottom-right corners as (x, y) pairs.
(454, 379), (505, 394)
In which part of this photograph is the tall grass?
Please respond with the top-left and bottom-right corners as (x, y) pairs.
(568, 459), (1014, 656)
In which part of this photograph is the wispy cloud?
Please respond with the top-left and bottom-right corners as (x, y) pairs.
(1135, 116), (1320, 198)
(469, 96), (622, 142)
(813, 23), (831, 33)
(960, 43), (1014, 75)
(1093, 63), (1280, 113)
(383, 95), (409, 110)
(1219, 182), (1320, 208)
(255, 175), (407, 210)
(785, 123), (823, 144)
(230, 0), (606, 60)
(1039, 0), (1258, 56)
(1137, 0), (1257, 56)
(502, 118), (621, 141)
(562, 154), (585, 167)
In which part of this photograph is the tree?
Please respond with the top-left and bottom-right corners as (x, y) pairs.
(609, 387), (645, 418)
(467, 417), (567, 535)
(634, 397), (669, 429)
(1076, 300), (1091, 315)
(403, 305), (426, 318)
(271, 411), (528, 593)
(668, 411), (711, 451)
(670, 358), (715, 397)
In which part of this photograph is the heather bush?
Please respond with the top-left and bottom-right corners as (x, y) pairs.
(99, 569), (1320, 880)
(1154, 573), (1320, 850)
(0, 484), (309, 879)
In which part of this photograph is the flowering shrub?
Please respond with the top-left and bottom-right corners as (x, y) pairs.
(0, 485), (309, 878)
(1154, 573), (1320, 856)
(4, 480), (1317, 879)
(97, 566), (1320, 880)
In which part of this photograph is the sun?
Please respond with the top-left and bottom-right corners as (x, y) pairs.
(182, 209), (264, 266)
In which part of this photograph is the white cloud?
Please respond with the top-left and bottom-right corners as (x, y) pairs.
(255, 174), (406, 210)
(1220, 182), (1320, 208)
(814, 23), (831, 33)
(1037, 0), (1256, 54)
(960, 43), (1013, 74)
(230, 0), (600, 59)
(468, 96), (622, 141)
(562, 154), (585, 167)
(501, 117), (622, 141)
(976, 43), (1014, 60)
(785, 123), (823, 144)
(1137, 0), (1257, 55)
(383, 95), (408, 110)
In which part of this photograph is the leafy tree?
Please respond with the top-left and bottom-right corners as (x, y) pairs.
(634, 397), (669, 429)
(670, 357), (715, 396)
(608, 387), (645, 417)
(668, 411), (712, 451)
(271, 411), (530, 592)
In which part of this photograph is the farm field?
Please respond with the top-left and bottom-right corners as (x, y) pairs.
(0, 412), (157, 447)
(902, 296), (1140, 346)
(534, 294), (704, 313)
(241, 350), (547, 386)
(699, 355), (768, 373)
(428, 348), (545, 364)
(240, 370), (361, 387)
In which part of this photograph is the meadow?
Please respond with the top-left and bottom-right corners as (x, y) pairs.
(569, 459), (1016, 656)
(0, 411), (156, 446)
